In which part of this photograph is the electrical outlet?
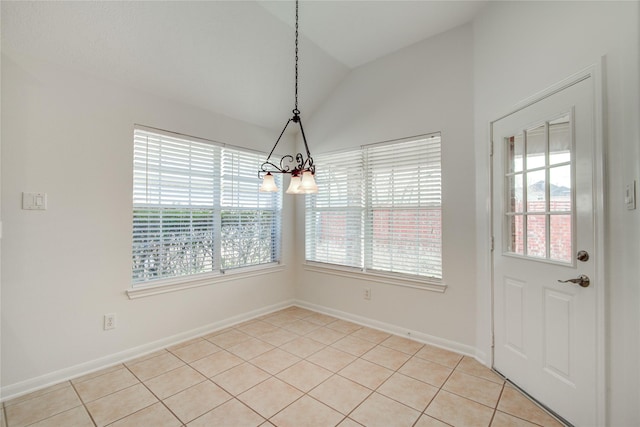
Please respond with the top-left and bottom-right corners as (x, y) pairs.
(104, 313), (116, 330)
(364, 288), (371, 300)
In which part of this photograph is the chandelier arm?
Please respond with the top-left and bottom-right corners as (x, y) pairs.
(279, 155), (296, 172)
(296, 116), (314, 172)
(259, 118), (292, 178)
(265, 118), (293, 162)
(260, 161), (284, 174)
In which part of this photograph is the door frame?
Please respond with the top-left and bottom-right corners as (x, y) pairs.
(489, 59), (606, 426)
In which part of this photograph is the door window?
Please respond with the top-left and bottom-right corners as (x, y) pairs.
(504, 113), (573, 263)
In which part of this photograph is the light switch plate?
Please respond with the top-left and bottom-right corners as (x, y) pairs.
(22, 192), (47, 210)
(625, 181), (636, 210)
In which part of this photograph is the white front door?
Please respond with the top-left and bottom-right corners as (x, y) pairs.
(492, 74), (602, 426)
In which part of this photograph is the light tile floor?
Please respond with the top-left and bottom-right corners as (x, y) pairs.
(2, 307), (565, 427)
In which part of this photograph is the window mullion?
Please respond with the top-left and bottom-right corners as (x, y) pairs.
(214, 147), (222, 273)
(363, 148), (371, 273)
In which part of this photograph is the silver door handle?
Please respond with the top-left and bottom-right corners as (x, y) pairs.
(558, 274), (590, 288)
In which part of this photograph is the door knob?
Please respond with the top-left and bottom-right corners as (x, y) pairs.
(558, 274), (590, 287)
(577, 250), (589, 262)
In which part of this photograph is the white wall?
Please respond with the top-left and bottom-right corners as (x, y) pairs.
(295, 25), (478, 353)
(2, 2), (639, 423)
(472, 2), (640, 425)
(0, 53), (297, 397)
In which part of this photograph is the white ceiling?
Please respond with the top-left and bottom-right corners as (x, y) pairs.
(1, 1), (487, 131)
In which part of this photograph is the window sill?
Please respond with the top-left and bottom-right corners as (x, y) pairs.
(126, 263), (286, 299)
(303, 262), (447, 293)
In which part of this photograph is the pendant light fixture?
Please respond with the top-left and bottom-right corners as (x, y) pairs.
(259, 0), (318, 195)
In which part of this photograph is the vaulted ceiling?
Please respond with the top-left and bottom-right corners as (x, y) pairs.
(1, 1), (487, 131)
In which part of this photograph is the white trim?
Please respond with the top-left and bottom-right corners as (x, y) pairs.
(294, 300), (476, 358)
(489, 60), (607, 427)
(474, 349), (489, 367)
(497, 71), (591, 122)
(361, 131), (441, 150)
(591, 56), (607, 427)
(303, 263), (446, 293)
(127, 263), (286, 299)
(0, 300), (295, 402)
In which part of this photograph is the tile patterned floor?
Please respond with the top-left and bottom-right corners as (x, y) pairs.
(2, 307), (565, 427)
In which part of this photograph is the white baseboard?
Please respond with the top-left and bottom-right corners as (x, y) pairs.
(3, 298), (489, 402)
(1, 299), (295, 402)
(294, 299), (478, 359)
(474, 349), (490, 367)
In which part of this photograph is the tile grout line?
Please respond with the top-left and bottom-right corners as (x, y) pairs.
(67, 381), (98, 427)
(339, 380), (376, 425)
(118, 362), (183, 427)
(376, 352), (448, 425)
(415, 352), (462, 426)
(486, 381), (507, 427)
(190, 315), (326, 424)
(341, 340), (437, 425)
(231, 397), (268, 426)
(171, 380), (235, 426)
(491, 382), (560, 427)
(322, 332), (424, 426)
(7, 382), (89, 427)
(145, 376), (209, 426)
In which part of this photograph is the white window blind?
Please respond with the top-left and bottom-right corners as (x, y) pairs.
(305, 150), (364, 268)
(365, 136), (442, 279)
(221, 148), (282, 271)
(305, 133), (442, 281)
(132, 127), (281, 286)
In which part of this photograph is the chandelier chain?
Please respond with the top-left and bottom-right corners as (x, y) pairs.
(258, 0), (317, 194)
(294, 0), (299, 113)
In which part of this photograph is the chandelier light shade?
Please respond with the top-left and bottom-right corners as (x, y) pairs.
(299, 170), (318, 193)
(285, 173), (303, 194)
(259, 172), (279, 192)
(259, 0), (318, 194)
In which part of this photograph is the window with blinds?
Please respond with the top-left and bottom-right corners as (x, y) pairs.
(221, 148), (282, 271)
(305, 150), (364, 268)
(132, 127), (281, 286)
(305, 133), (442, 281)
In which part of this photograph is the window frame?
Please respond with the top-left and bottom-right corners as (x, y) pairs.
(129, 125), (283, 299)
(304, 133), (445, 292)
